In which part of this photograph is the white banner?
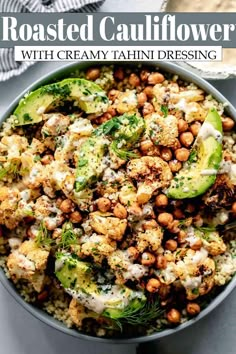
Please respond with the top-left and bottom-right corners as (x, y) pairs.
(14, 46), (222, 62)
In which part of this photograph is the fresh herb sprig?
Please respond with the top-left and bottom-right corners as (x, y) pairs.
(59, 222), (78, 249)
(36, 222), (52, 247)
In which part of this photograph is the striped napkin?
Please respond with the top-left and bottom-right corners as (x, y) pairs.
(0, 0), (105, 81)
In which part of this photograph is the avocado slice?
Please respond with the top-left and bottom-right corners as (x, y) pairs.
(75, 136), (108, 192)
(55, 253), (146, 316)
(14, 78), (109, 126)
(167, 108), (222, 199)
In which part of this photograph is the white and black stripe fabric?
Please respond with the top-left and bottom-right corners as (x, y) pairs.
(0, 0), (105, 81)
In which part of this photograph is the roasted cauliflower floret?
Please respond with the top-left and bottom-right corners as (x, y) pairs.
(145, 113), (179, 148)
(81, 234), (117, 263)
(108, 249), (148, 284)
(7, 240), (49, 292)
(175, 248), (215, 300)
(127, 156), (172, 204)
(114, 90), (138, 114)
(0, 187), (20, 229)
(0, 135), (28, 160)
(136, 227), (163, 253)
(89, 212), (127, 241)
(42, 113), (70, 136)
(68, 299), (98, 327)
(201, 231), (227, 256)
(214, 250), (236, 286)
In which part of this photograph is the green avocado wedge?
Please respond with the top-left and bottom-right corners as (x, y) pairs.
(55, 253), (146, 318)
(167, 108), (223, 199)
(14, 78), (109, 126)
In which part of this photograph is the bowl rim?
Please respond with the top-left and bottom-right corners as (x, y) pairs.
(0, 61), (235, 344)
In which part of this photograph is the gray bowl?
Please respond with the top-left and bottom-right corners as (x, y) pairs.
(0, 61), (235, 344)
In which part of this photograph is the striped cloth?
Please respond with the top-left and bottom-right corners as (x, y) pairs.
(0, 0), (105, 81)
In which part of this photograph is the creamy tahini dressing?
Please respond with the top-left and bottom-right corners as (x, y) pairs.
(198, 122), (222, 143)
(166, 0), (236, 69)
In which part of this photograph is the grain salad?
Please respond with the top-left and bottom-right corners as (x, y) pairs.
(0, 65), (235, 338)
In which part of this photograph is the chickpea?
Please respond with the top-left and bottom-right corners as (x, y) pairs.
(146, 278), (161, 293)
(52, 228), (62, 239)
(127, 246), (139, 260)
(178, 230), (187, 244)
(190, 122), (201, 136)
(161, 147), (172, 161)
(137, 92), (147, 107)
(157, 212), (174, 227)
(141, 252), (156, 266)
(155, 194), (168, 208)
(97, 197), (111, 212)
(108, 89), (119, 102)
(128, 73), (140, 87)
(113, 203), (127, 219)
(41, 154), (54, 165)
(69, 211), (82, 223)
(186, 203), (195, 213)
(148, 72), (165, 85)
(114, 67), (124, 81)
(156, 254), (167, 269)
(86, 67), (100, 81)
(167, 308), (181, 324)
(232, 202), (236, 213)
(165, 239), (178, 251)
(143, 219), (158, 230)
(190, 238), (203, 251)
(186, 303), (201, 316)
(169, 160), (182, 173)
(55, 198), (63, 208)
(173, 208), (185, 219)
(128, 203), (142, 217)
(143, 86), (154, 98)
(140, 69), (150, 82)
(106, 106), (117, 117)
(193, 215), (203, 227)
(96, 112), (112, 125)
(180, 132), (194, 147)
(60, 199), (74, 214)
(177, 119), (188, 133)
(140, 139), (154, 153)
(143, 102), (155, 116)
(222, 117), (235, 131)
(175, 148), (190, 162)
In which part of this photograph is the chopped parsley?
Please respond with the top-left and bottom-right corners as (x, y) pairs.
(161, 105), (168, 118)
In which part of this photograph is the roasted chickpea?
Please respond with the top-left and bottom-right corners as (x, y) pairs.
(186, 303), (201, 316)
(114, 67), (124, 81)
(161, 147), (172, 161)
(190, 122), (201, 136)
(143, 219), (158, 230)
(97, 197), (111, 212)
(69, 211), (82, 223)
(146, 278), (161, 293)
(177, 119), (188, 133)
(128, 203), (142, 217)
(222, 117), (235, 131)
(86, 67), (100, 81)
(127, 246), (139, 260)
(156, 254), (167, 269)
(155, 194), (168, 208)
(168, 220), (180, 234)
(190, 238), (203, 251)
(143, 102), (154, 116)
(232, 202), (236, 213)
(141, 252), (156, 266)
(169, 160), (182, 172)
(193, 215), (203, 227)
(180, 132), (194, 147)
(173, 208), (185, 219)
(157, 212), (174, 227)
(167, 308), (181, 324)
(129, 73), (140, 87)
(186, 203), (195, 213)
(52, 228), (62, 239)
(106, 106), (117, 117)
(113, 203), (127, 219)
(140, 69), (150, 81)
(59, 199), (74, 213)
(175, 148), (190, 162)
(143, 86), (154, 98)
(177, 230), (187, 244)
(97, 112), (112, 124)
(41, 154), (54, 165)
(140, 139), (154, 153)
(55, 198), (63, 208)
(165, 239), (178, 251)
(108, 89), (119, 101)
(137, 92), (147, 107)
(148, 72), (165, 85)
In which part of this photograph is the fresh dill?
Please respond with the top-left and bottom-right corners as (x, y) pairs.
(59, 222), (77, 249)
(161, 105), (168, 118)
(0, 161), (21, 180)
(188, 150), (198, 163)
(110, 141), (138, 161)
(36, 222), (52, 247)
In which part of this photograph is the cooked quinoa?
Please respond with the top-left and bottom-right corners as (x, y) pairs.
(0, 65), (235, 338)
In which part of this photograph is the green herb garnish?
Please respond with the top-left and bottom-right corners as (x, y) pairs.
(161, 105), (168, 118)
(59, 222), (78, 249)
